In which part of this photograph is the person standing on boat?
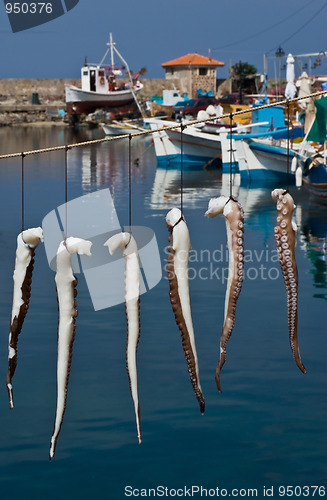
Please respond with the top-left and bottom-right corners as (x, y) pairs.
(108, 74), (116, 91)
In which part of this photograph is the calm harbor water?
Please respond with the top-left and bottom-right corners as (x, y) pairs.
(0, 126), (326, 499)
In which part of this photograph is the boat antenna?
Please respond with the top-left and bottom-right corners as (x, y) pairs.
(98, 33), (115, 68)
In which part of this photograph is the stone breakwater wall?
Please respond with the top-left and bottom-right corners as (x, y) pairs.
(0, 78), (76, 104)
(0, 78), (181, 125)
(0, 78), (76, 125)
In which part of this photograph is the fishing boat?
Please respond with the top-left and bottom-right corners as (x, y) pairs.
(147, 112), (272, 172)
(65, 34), (143, 116)
(146, 117), (233, 170)
(234, 138), (296, 182)
(231, 104), (304, 182)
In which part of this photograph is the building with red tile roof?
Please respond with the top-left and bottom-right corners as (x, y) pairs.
(161, 53), (225, 98)
(162, 53), (224, 68)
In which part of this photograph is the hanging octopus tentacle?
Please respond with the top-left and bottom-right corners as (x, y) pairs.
(49, 237), (92, 461)
(6, 227), (43, 409)
(166, 208), (205, 414)
(271, 189), (307, 374)
(205, 196), (244, 393)
(104, 232), (142, 444)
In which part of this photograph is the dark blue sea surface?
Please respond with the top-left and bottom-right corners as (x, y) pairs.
(0, 126), (326, 499)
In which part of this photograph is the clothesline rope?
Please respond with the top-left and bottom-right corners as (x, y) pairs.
(0, 89), (326, 161)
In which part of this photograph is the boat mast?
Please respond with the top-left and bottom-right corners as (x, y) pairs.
(109, 33), (115, 71)
(98, 33), (144, 117)
(98, 33), (116, 71)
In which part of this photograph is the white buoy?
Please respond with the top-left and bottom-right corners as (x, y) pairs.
(291, 156), (297, 173)
(206, 105), (216, 116)
(197, 110), (210, 121)
(295, 166), (303, 187)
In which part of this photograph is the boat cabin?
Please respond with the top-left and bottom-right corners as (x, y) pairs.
(251, 105), (285, 135)
(81, 65), (111, 93)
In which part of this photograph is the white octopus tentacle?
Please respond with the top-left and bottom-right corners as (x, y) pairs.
(271, 189), (307, 374)
(205, 196), (244, 392)
(49, 237), (92, 461)
(166, 208), (205, 414)
(6, 227), (43, 409)
(104, 232), (142, 444)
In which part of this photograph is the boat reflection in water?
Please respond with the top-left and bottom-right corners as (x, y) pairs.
(149, 165), (222, 211)
(67, 134), (327, 302)
(67, 134), (153, 193)
(300, 205), (327, 300)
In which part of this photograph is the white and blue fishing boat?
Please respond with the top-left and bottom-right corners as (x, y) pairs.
(231, 104), (304, 182)
(147, 114), (262, 172)
(147, 118), (226, 170)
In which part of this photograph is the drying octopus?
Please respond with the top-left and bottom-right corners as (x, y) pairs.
(205, 196), (244, 393)
(6, 227), (44, 409)
(166, 208), (205, 414)
(50, 237), (92, 461)
(271, 189), (307, 374)
(104, 232), (142, 444)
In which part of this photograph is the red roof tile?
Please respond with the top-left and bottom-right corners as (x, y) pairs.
(162, 53), (224, 68)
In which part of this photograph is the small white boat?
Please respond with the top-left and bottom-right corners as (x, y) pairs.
(65, 34), (143, 116)
(100, 120), (146, 136)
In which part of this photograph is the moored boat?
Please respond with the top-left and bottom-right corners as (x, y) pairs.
(100, 120), (147, 136)
(234, 138), (295, 182)
(230, 104), (304, 182)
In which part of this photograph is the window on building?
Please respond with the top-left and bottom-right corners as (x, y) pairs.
(199, 68), (208, 76)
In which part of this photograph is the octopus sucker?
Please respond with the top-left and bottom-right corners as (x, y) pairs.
(271, 189), (307, 375)
(104, 232), (142, 444)
(166, 208), (205, 414)
(6, 227), (43, 409)
(49, 237), (92, 461)
(205, 196), (244, 393)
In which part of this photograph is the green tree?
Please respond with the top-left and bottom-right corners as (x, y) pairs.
(230, 61), (257, 103)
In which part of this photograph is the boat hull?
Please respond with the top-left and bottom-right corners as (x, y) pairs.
(156, 153), (222, 169)
(303, 163), (327, 201)
(65, 84), (142, 115)
(147, 118), (236, 171)
(164, 128), (221, 168)
(235, 138), (295, 182)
